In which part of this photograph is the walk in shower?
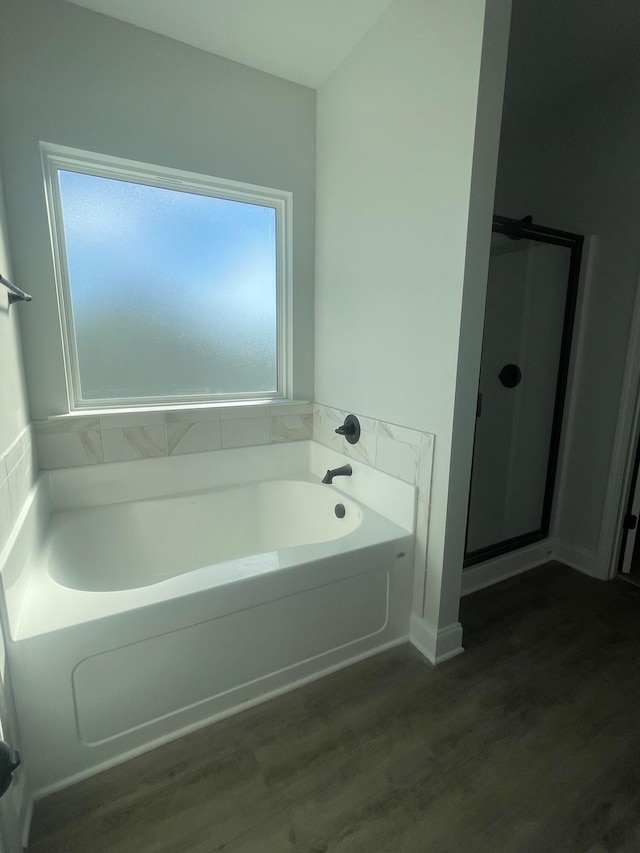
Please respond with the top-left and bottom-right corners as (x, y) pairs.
(465, 215), (583, 566)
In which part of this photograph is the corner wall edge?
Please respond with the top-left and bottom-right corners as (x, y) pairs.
(409, 613), (464, 665)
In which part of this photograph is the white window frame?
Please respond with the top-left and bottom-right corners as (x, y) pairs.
(41, 142), (292, 412)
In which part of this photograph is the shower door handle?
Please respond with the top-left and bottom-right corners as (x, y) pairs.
(498, 364), (522, 388)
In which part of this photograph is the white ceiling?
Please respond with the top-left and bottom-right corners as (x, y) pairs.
(61, 0), (640, 106)
(62, 0), (395, 88)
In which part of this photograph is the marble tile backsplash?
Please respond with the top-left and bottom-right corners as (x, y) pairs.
(0, 424), (37, 552)
(314, 403), (435, 615)
(313, 404), (434, 491)
(33, 403), (314, 470)
(31, 400), (432, 522)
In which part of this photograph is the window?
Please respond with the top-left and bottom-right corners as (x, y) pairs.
(41, 144), (291, 410)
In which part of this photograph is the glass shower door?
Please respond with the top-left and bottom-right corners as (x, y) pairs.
(464, 217), (582, 565)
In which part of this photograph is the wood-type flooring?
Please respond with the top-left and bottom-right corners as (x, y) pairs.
(28, 563), (640, 852)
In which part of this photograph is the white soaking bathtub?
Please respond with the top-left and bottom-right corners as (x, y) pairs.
(47, 480), (364, 593)
(0, 440), (416, 802)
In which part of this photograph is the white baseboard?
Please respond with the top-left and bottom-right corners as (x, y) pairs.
(409, 613), (464, 665)
(553, 539), (601, 578)
(460, 540), (555, 596)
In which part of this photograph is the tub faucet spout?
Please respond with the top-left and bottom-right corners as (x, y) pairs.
(322, 464), (352, 484)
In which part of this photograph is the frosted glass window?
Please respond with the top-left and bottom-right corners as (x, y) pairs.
(44, 147), (290, 409)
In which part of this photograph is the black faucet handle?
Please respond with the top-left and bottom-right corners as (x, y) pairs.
(334, 414), (360, 445)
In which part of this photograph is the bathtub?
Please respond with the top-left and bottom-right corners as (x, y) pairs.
(0, 440), (415, 801)
(47, 479), (365, 593)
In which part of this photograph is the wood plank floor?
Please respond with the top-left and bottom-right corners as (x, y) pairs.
(28, 563), (640, 852)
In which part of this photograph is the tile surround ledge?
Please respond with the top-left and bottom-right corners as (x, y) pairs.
(313, 403), (437, 633)
(0, 423), (37, 552)
(312, 403), (434, 492)
(33, 402), (313, 469)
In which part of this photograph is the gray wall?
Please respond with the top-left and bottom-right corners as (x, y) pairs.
(0, 0), (316, 418)
(495, 74), (640, 563)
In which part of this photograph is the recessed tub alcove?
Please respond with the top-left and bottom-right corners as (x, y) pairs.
(0, 440), (416, 798)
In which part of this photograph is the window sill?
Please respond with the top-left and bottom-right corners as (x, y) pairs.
(45, 399), (309, 421)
